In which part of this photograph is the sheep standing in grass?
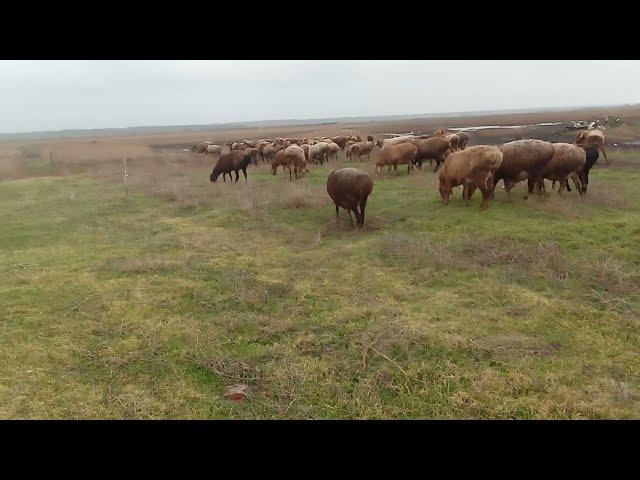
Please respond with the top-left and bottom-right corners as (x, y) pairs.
(192, 141), (213, 156)
(309, 142), (330, 165)
(332, 135), (349, 150)
(529, 143), (586, 196)
(326, 168), (374, 230)
(375, 143), (418, 174)
(492, 139), (555, 198)
(376, 135), (416, 150)
(348, 141), (375, 162)
(284, 145), (308, 180)
(411, 137), (451, 172)
(456, 131), (470, 149)
(209, 150), (252, 183)
(326, 142), (340, 162)
(438, 145), (503, 209)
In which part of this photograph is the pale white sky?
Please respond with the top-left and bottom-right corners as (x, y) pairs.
(1, 60), (639, 133)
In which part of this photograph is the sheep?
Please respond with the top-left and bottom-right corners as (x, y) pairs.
(326, 167), (374, 230)
(262, 145), (277, 164)
(411, 137), (452, 172)
(231, 142), (247, 151)
(367, 135), (375, 142)
(302, 144), (310, 162)
(225, 140), (234, 152)
(375, 142), (418, 175)
(209, 150), (252, 183)
(326, 141), (340, 161)
(245, 147), (259, 165)
(205, 144), (222, 156)
(456, 131), (470, 150)
(529, 143), (586, 196)
(331, 135), (349, 150)
(575, 129), (609, 164)
(376, 135), (416, 150)
(438, 145), (503, 209)
(243, 140), (257, 148)
(309, 142), (330, 165)
(284, 145), (308, 180)
(492, 139), (555, 198)
(552, 146), (601, 194)
(346, 142), (359, 161)
(192, 141), (213, 155)
(348, 141), (375, 162)
(271, 149), (290, 176)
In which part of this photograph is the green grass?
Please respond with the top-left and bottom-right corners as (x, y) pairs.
(1, 156), (639, 419)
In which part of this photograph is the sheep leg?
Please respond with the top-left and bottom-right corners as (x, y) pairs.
(335, 204), (340, 222)
(234, 170), (240, 183)
(570, 173), (583, 196)
(580, 169), (589, 194)
(479, 184), (490, 210)
(600, 147), (610, 165)
(347, 210), (354, 226)
(242, 168), (248, 182)
(359, 198), (368, 229)
(557, 177), (567, 195)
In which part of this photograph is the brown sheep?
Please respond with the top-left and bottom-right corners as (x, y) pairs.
(262, 145), (277, 164)
(192, 141), (213, 155)
(284, 145), (308, 180)
(272, 149), (290, 177)
(326, 167), (374, 230)
(575, 129), (609, 164)
(348, 141), (375, 162)
(411, 137), (451, 172)
(375, 143), (418, 174)
(326, 141), (340, 161)
(205, 144), (222, 156)
(231, 142), (247, 151)
(439, 146), (503, 209)
(309, 142), (330, 165)
(442, 133), (460, 152)
(376, 135), (416, 150)
(245, 147), (259, 165)
(529, 143), (586, 196)
(331, 135), (349, 150)
(209, 150), (252, 183)
(492, 139), (555, 198)
(456, 131), (470, 149)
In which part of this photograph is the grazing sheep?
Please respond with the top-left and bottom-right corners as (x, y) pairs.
(231, 142), (247, 151)
(375, 142), (418, 174)
(243, 140), (257, 148)
(575, 129), (609, 164)
(348, 141), (375, 162)
(331, 135), (349, 150)
(284, 145), (308, 180)
(309, 142), (330, 165)
(206, 144), (222, 156)
(326, 167), (374, 229)
(529, 143), (586, 196)
(492, 139), (555, 198)
(439, 145), (503, 209)
(209, 150), (252, 183)
(411, 137), (452, 172)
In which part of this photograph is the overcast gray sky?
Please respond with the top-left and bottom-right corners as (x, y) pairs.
(1, 60), (639, 133)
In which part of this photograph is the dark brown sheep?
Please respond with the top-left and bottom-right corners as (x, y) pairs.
(331, 136), (349, 150)
(492, 139), (555, 198)
(411, 137), (451, 172)
(209, 150), (252, 183)
(529, 143), (586, 196)
(326, 167), (374, 229)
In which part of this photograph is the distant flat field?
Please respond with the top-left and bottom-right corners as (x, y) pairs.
(1, 109), (639, 419)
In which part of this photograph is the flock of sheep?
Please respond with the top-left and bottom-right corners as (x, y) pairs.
(194, 128), (608, 229)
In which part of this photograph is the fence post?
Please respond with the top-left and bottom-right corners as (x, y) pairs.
(123, 154), (128, 197)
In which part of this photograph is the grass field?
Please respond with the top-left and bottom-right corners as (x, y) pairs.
(1, 146), (639, 419)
